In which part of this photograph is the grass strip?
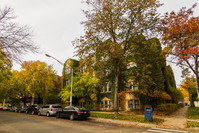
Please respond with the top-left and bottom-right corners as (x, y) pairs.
(188, 107), (199, 119)
(90, 112), (163, 125)
(187, 121), (199, 128)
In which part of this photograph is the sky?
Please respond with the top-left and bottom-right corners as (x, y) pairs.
(0, 0), (198, 87)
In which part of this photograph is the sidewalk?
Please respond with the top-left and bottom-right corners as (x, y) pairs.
(90, 106), (199, 130)
(157, 106), (188, 129)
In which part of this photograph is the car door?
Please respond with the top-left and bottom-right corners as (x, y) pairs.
(44, 105), (50, 115)
(40, 105), (47, 115)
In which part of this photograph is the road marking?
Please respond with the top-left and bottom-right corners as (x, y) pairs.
(144, 128), (188, 133)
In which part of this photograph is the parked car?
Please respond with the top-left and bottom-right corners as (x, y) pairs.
(3, 105), (12, 111)
(38, 104), (62, 117)
(10, 106), (18, 112)
(26, 104), (43, 115)
(56, 106), (90, 120)
(0, 106), (3, 110)
(16, 105), (28, 113)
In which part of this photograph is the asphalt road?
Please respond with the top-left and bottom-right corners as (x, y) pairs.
(0, 111), (197, 133)
(0, 111), (149, 133)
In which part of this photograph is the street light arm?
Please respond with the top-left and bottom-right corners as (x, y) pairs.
(45, 54), (64, 66)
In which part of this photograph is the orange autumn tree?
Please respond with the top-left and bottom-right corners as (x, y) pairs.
(180, 76), (197, 107)
(162, 4), (199, 91)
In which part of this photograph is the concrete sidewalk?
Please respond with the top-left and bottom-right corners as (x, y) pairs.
(157, 106), (188, 129)
(91, 106), (199, 131)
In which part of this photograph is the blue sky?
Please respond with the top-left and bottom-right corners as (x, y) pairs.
(0, 0), (198, 86)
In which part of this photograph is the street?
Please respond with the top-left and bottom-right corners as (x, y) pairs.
(0, 111), (197, 133)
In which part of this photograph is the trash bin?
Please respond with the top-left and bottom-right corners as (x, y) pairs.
(144, 107), (153, 122)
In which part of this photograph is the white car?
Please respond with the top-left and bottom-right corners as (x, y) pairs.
(38, 104), (62, 117)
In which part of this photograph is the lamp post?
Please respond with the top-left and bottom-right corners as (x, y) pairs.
(45, 54), (73, 106)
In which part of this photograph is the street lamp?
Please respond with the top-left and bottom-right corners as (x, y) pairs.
(45, 54), (73, 106)
(45, 54), (64, 66)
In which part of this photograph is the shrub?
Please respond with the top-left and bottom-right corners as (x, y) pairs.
(156, 103), (178, 115)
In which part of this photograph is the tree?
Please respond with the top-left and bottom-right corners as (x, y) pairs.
(162, 4), (199, 91)
(130, 35), (172, 107)
(0, 49), (12, 104)
(74, 0), (162, 115)
(59, 72), (99, 104)
(0, 7), (38, 62)
(21, 61), (57, 104)
(180, 76), (198, 107)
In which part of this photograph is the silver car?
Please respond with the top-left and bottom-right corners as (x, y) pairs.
(38, 104), (62, 117)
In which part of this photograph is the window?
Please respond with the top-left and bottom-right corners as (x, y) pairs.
(65, 68), (71, 74)
(107, 82), (112, 92)
(127, 82), (138, 90)
(101, 82), (112, 93)
(134, 100), (140, 109)
(66, 79), (70, 85)
(128, 100), (140, 109)
(128, 100), (133, 109)
(101, 100), (112, 109)
(80, 66), (86, 73)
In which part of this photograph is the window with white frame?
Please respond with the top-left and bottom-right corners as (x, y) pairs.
(134, 100), (140, 109)
(80, 66), (86, 73)
(101, 82), (112, 93)
(128, 100), (133, 109)
(128, 100), (140, 109)
(65, 79), (70, 85)
(128, 82), (138, 90)
(65, 67), (71, 74)
(101, 100), (112, 108)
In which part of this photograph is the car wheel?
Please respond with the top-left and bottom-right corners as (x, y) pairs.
(38, 112), (41, 116)
(83, 117), (87, 120)
(56, 113), (60, 118)
(47, 112), (50, 117)
(70, 114), (74, 120)
(31, 111), (34, 115)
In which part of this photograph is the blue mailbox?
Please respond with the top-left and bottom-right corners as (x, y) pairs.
(144, 107), (153, 122)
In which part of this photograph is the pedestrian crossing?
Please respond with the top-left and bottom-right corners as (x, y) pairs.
(143, 128), (188, 133)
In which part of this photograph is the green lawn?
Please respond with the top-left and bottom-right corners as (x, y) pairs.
(187, 121), (199, 128)
(90, 112), (163, 125)
(188, 107), (199, 119)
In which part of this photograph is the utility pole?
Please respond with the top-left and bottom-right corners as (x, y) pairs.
(45, 54), (73, 106)
(70, 68), (73, 106)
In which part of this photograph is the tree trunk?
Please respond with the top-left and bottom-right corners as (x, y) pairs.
(43, 88), (46, 105)
(114, 60), (119, 115)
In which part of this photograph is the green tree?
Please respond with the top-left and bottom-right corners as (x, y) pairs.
(0, 49), (12, 104)
(74, 0), (162, 115)
(130, 35), (171, 107)
(59, 72), (99, 104)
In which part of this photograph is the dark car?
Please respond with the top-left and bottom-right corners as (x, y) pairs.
(16, 105), (28, 113)
(26, 104), (43, 115)
(56, 106), (90, 120)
